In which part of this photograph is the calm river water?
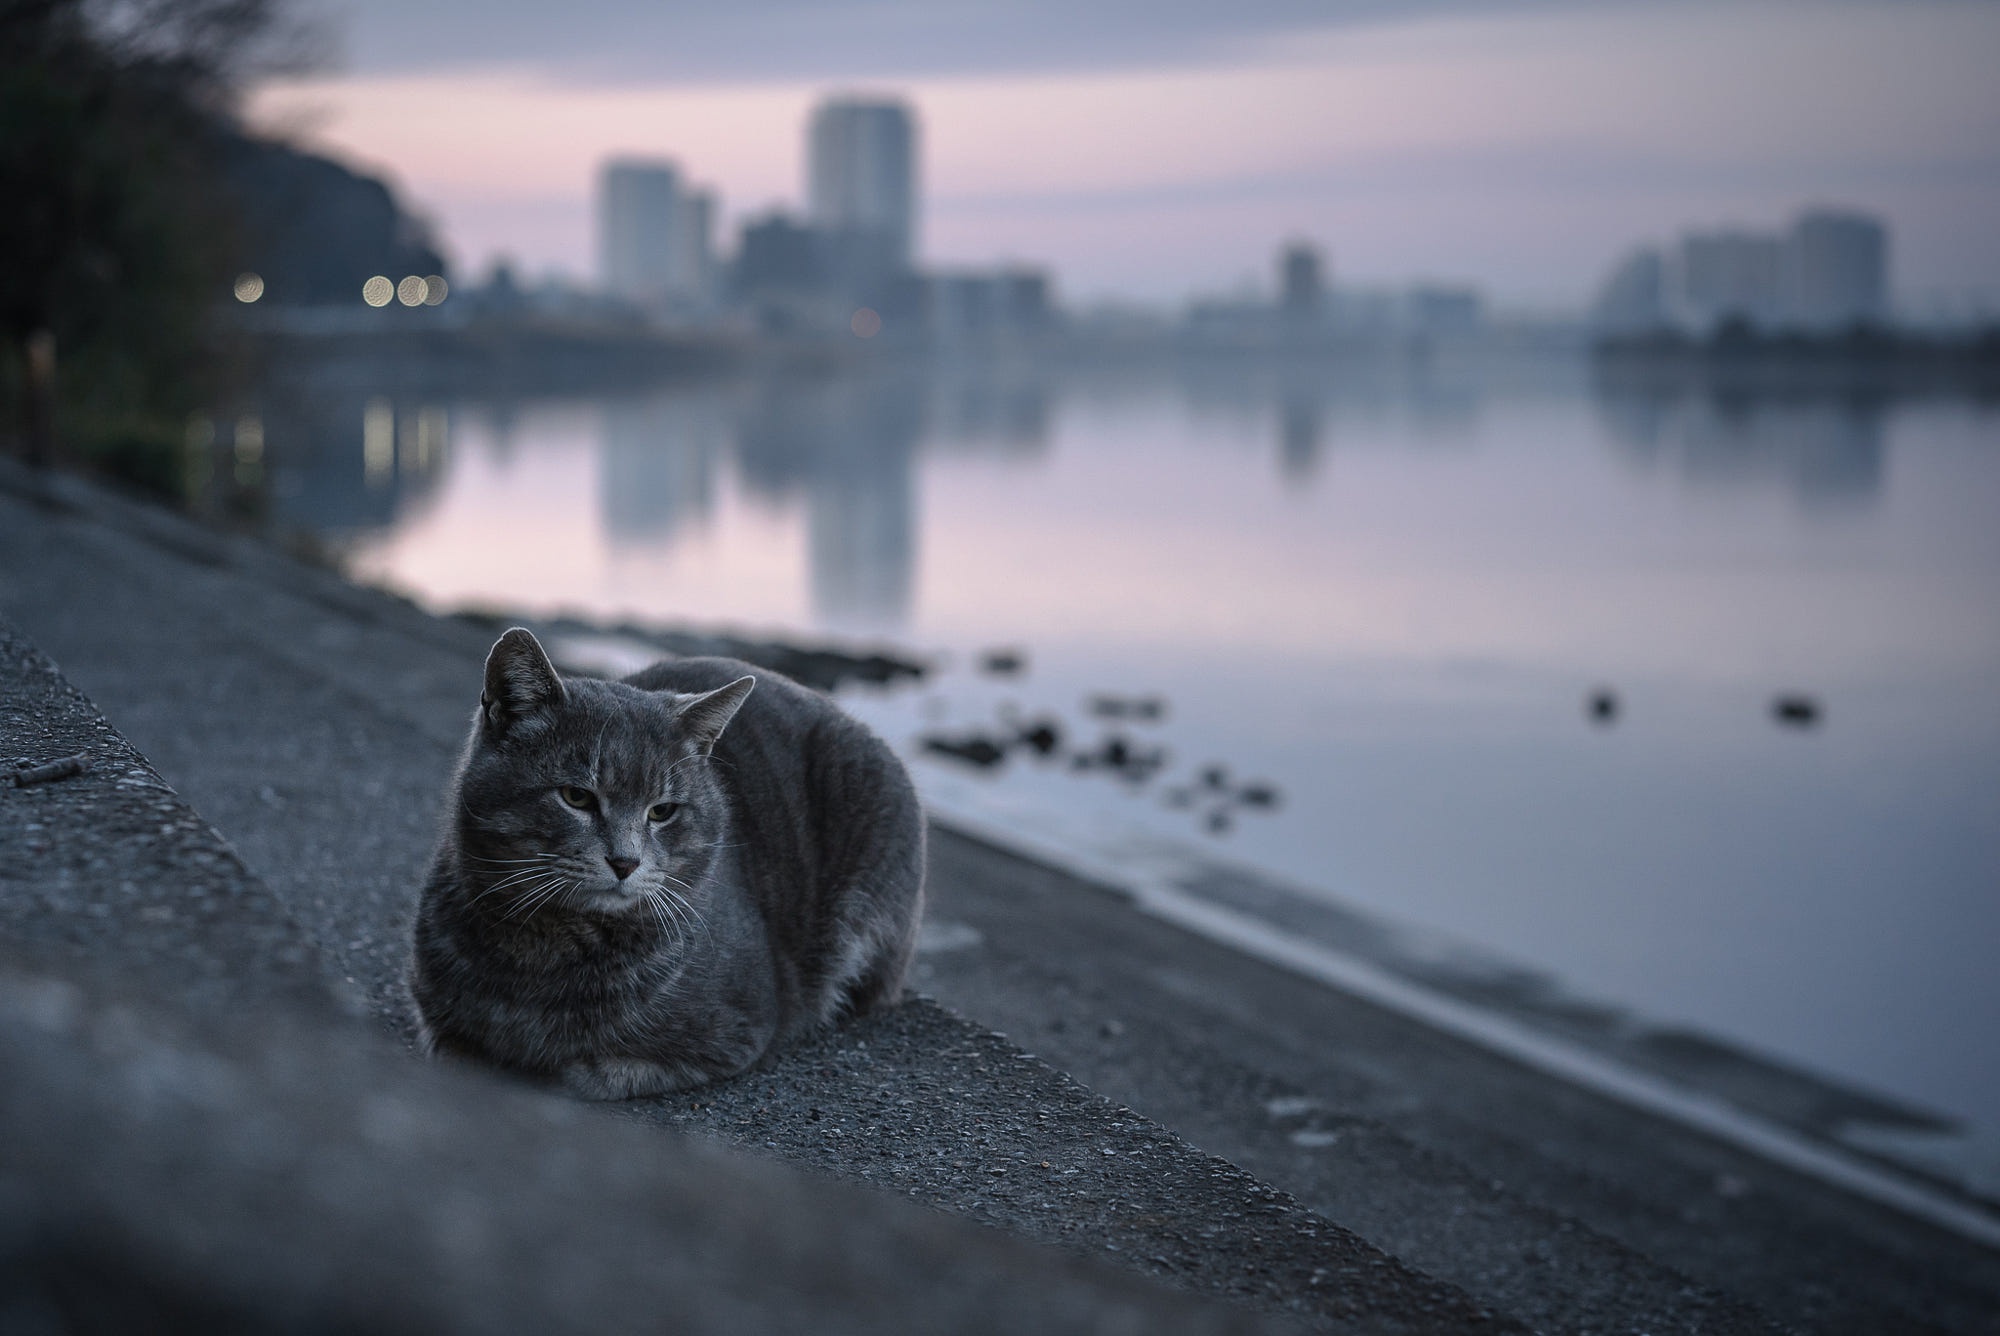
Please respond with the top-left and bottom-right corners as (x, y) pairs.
(245, 351), (2000, 1139)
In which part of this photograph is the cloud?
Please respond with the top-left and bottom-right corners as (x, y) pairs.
(320, 0), (1616, 83)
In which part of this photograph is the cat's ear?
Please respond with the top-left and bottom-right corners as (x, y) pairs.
(481, 628), (566, 736)
(677, 676), (755, 755)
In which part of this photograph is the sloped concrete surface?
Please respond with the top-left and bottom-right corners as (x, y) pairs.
(0, 607), (1438, 1334)
(0, 957), (1297, 1336)
(3, 458), (1997, 1333)
(0, 621), (330, 1015)
(0, 468), (1517, 1332)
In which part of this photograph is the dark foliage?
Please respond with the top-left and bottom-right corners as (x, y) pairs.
(0, 0), (305, 474)
(222, 136), (446, 307)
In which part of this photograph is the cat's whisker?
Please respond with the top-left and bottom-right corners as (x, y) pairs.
(467, 864), (567, 904)
(654, 883), (711, 944)
(499, 873), (574, 921)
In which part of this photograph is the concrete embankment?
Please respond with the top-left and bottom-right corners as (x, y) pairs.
(2, 458), (1996, 1332)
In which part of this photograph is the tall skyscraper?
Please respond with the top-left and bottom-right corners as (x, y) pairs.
(598, 158), (714, 309)
(807, 98), (918, 271)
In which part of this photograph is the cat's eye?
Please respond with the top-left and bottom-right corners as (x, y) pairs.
(647, 801), (680, 823)
(558, 785), (597, 811)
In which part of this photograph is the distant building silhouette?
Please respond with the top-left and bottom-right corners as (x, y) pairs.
(1279, 241), (1326, 323)
(808, 98), (919, 272)
(598, 158), (715, 312)
(1783, 210), (1887, 331)
(1405, 285), (1483, 336)
(927, 267), (1053, 344)
(1596, 208), (1891, 334)
(1679, 230), (1784, 330)
(729, 211), (840, 334)
(1591, 248), (1668, 334)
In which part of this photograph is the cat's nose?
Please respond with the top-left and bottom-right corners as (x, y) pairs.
(606, 855), (640, 881)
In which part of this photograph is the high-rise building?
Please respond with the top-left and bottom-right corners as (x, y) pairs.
(1783, 210), (1887, 331)
(807, 98), (918, 272)
(598, 158), (714, 310)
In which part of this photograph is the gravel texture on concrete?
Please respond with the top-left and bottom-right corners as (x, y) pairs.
(0, 620), (331, 1015)
(0, 956), (1302, 1336)
(914, 830), (2000, 1335)
(0, 467), (1516, 1331)
(0, 601), (1316, 1335)
(635, 999), (1514, 1333)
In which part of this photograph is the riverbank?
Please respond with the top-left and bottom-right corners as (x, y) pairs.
(2, 457), (1996, 1331)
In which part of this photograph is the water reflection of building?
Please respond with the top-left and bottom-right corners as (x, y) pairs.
(734, 373), (923, 629)
(597, 392), (724, 549)
(926, 371), (1051, 458)
(1278, 392), (1322, 484)
(214, 381), (453, 539)
(1595, 387), (1885, 509)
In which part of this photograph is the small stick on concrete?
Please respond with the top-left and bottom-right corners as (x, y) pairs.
(12, 754), (90, 787)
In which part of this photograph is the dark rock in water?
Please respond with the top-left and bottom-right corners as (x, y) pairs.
(1198, 765), (1230, 791)
(1017, 719), (1063, 757)
(1205, 809), (1234, 835)
(1161, 787), (1195, 810)
(922, 733), (1009, 769)
(1772, 694), (1823, 728)
(1071, 734), (1166, 784)
(556, 614), (929, 695)
(1087, 694), (1167, 723)
(979, 649), (1027, 677)
(1237, 782), (1280, 810)
(1587, 688), (1620, 725)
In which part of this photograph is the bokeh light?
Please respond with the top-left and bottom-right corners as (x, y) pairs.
(362, 275), (394, 307)
(232, 272), (264, 303)
(851, 307), (882, 338)
(422, 274), (449, 306)
(397, 275), (429, 306)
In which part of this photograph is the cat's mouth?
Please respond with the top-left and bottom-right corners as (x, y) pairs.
(575, 884), (651, 915)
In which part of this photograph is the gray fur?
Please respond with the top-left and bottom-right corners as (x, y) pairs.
(410, 628), (925, 1099)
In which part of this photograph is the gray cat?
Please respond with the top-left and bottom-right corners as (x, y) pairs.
(409, 628), (925, 1099)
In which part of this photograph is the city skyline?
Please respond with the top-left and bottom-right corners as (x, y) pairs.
(248, 0), (2000, 310)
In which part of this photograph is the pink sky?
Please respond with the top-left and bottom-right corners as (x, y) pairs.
(250, 1), (2000, 308)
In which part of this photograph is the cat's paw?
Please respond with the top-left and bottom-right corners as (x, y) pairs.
(557, 1055), (695, 1100)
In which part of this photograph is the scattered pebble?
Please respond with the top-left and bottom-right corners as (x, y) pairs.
(921, 734), (1008, 768)
(11, 754), (90, 787)
(1587, 688), (1619, 725)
